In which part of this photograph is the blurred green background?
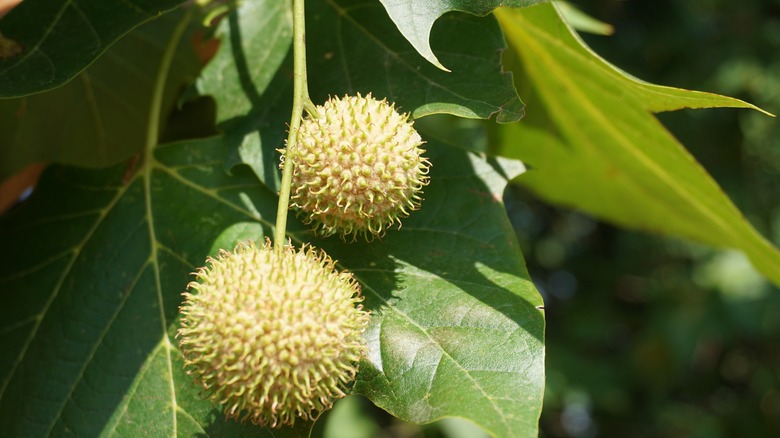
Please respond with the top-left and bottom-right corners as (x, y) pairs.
(317, 1), (780, 436)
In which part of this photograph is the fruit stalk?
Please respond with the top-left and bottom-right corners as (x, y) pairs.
(274, 0), (309, 250)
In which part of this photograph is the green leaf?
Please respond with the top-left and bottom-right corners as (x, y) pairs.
(377, 0), (545, 70)
(492, 3), (780, 284)
(197, 0), (293, 192)
(554, 1), (613, 36)
(0, 10), (201, 182)
(321, 396), (380, 438)
(309, 0), (523, 122)
(0, 0), (187, 98)
(0, 135), (544, 436)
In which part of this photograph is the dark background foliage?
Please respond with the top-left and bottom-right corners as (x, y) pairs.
(509, 0), (780, 436)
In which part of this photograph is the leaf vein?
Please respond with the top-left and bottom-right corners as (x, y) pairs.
(40, 260), (149, 436)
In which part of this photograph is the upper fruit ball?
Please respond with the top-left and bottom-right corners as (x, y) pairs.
(178, 240), (369, 427)
(287, 93), (430, 240)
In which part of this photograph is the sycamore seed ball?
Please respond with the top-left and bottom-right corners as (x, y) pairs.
(178, 240), (369, 427)
(287, 93), (430, 240)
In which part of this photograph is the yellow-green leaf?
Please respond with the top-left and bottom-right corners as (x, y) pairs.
(492, 3), (780, 285)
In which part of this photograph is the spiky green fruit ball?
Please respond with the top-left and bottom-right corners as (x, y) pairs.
(287, 93), (430, 239)
(178, 240), (369, 427)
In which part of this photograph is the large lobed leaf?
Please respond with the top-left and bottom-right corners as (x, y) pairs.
(0, 135), (543, 436)
(377, 0), (545, 70)
(0, 0), (187, 97)
(332, 147), (544, 437)
(0, 9), (201, 182)
(492, 3), (780, 285)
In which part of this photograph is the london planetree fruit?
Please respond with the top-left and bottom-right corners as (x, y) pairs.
(286, 93), (430, 239)
(177, 240), (369, 427)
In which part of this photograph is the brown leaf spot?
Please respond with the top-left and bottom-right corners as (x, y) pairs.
(0, 32), (23, 60)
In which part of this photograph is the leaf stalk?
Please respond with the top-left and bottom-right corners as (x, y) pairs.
(145, 9), (193, 157)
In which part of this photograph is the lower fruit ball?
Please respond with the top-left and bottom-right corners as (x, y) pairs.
(177, 240), (369, 427)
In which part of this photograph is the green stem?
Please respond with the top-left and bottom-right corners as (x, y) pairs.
(146, 10), (192, 156)
(274, 0), (309, 250)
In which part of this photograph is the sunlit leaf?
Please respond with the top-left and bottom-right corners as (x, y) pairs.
(492, 3), (780, 284)
(327, 144), (545, 437)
